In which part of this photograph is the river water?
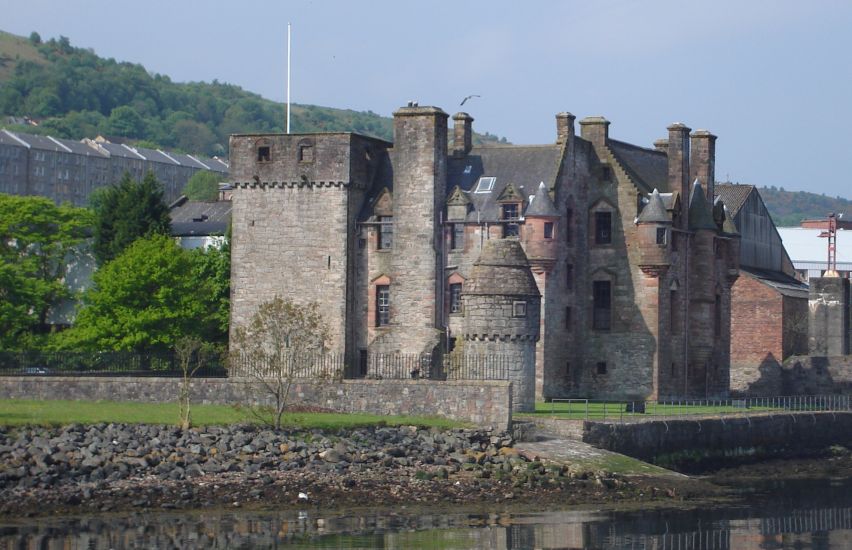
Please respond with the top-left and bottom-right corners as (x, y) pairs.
(1, 476), (850, 549)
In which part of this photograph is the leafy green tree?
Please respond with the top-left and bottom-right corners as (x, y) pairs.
(189, 232), (230, 339)
(92, 172), (171, 265)
(105, 105), (145, 138)
(182, 170), (222, 201)
(0, 194), (92, 348)
(57, 234), (223, 351)
(28, 31), (41, 45)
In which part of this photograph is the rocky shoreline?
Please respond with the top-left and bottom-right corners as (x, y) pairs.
(0, 423), (700, 517)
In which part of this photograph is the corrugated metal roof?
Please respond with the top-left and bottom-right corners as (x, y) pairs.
(741, 266), (809, 298)
(777, 227), (852, 263)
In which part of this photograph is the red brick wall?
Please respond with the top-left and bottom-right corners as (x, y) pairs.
(730, 273), (785, 395)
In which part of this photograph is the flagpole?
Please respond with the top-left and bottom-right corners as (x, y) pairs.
(286, 23), (291, 134)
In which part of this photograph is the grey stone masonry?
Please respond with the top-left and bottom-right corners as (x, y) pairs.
(463, 240), (540, 412)
(809, 277), (851, 356)
(378, 107), (448, 354)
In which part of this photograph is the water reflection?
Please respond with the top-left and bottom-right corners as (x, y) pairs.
(1, 483), (851, 549)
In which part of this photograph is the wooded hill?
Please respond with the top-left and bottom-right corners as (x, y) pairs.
(0, 31), (506, 157)
(754, 185), (852, 227)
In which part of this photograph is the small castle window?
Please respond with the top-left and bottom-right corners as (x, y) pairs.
(257, 146), (271, 162)
(512, 301), (527, 318)
(566, 206), (573, 244)
(565, 306), (572, 329)
(656, 227), (667, 245)
(376, 285), (390, 327)
(449, 283), (463, 314)
(378, 216), (393, 250)
(451, 223), (465, 250)
(596, 361), (608, 375)
(299, 145), (313, 163)
(544, 222), (554, 239)
(601, 166), (612, 181)
(566, 263), (574, 290)
(592, 280), (611, 331)
(594, 211), (612, 245)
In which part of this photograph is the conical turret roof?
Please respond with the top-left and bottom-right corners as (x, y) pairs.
(722, 204), (740, 236)
(525, 181), (559, 218)
(463, 239), (541, 297)
(689, 179), (718, 231)
(637, 189), (671, 224)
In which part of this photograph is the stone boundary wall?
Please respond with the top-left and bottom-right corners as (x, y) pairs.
(782, 356), (852, 395)
(0, 377), (512, 431)
(581, 412), (852, 461)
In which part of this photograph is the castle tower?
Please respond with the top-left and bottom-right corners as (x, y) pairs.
(687, 179), (722, 396)
(375, 105), (448, 354)
(462, 239), (541, 412)
(636, 189), (673, 398)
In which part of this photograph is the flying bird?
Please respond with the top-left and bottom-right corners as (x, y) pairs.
(460, 94), (481, 106)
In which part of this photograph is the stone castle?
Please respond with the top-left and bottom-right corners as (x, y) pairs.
(228, 104), (741, 406)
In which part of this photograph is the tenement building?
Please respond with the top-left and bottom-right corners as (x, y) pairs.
(229, 105), (741, 401)
(0, 129), (229, 205)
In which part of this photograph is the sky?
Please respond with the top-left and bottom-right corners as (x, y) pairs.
(4, 0), (852, 198)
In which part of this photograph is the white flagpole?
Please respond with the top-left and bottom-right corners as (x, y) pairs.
(286, 23), (291, 134)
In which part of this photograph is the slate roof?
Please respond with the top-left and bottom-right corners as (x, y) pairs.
(464, 239), (540, 297)
(135, 146), (179, 165)
(525, 181), (559, 217)
(637, 189), (671, 224)
(447, 145), (562, 222)
(169, 197), (232, 237)
(14, 133), (70, 153)
(0, 130), (30, 148)
(608, 139), (669, 192)
(98, 142), (145, 160)
(57, 138), (106, 157)
(714, 184), (754, 217)
(689, 180), (718, 231)
(741, 266), (809, 299)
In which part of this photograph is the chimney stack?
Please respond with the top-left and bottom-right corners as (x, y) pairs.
(653, 138), (669, 153)
(579, 116), (609, 148)
(690, 130), (717, 203)
(667, 123), (691, 230)
(452, 112), (473, 156)
(556, 112), (575, 145)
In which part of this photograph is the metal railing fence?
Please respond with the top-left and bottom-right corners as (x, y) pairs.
(544, 395), (852, 422)
(0, 350), (228, 377)
(0, 350), (513, 381)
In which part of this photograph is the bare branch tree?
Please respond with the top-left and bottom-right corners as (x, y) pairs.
(174, 337), (212, 430)
(229, 297), (335, 429)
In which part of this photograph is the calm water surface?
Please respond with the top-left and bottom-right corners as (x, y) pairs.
(1, 477), (850, 549)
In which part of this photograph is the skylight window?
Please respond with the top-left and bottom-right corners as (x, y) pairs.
(463, 165), (473, 174)
(474, 176), (496, 193)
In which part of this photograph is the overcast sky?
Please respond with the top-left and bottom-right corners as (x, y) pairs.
(5, 0), (852, 198)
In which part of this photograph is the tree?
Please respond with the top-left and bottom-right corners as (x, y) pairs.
(92, 172), (171, 265)
(57, 234), (223, 351)
(0, 195), (92, 348)
(189, 235), (230, 340)
(105, 105), (145, 138)
(28, 32), (41, 45)
(230, 297), (335, 429)
(174, 336), (217, 430)
(183, 170), (223, 201)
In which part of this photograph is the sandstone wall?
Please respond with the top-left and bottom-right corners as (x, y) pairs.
(0, 377), (512, 430)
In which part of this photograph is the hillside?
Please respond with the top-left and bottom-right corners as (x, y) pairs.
(0, 31), (506, 157)
(754, 185), (852, 227)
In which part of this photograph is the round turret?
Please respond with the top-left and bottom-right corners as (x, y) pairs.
(461, 239), (540, 411)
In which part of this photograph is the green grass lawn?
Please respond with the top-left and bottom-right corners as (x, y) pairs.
(515, 400), (780, 420)
(0, 399), (465, 430)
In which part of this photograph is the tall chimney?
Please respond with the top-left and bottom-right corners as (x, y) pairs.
(452, 112), (473, 156)
(579, 116), (609, 148)
(556, 112), (575, 145)
(667, 123), (691, 230)
(690, 130), (717, 203)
